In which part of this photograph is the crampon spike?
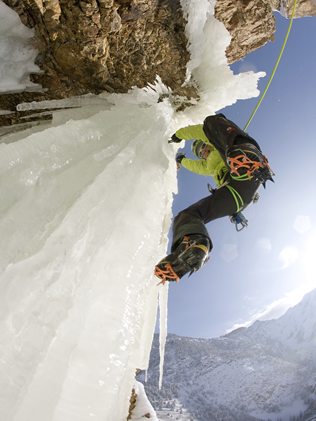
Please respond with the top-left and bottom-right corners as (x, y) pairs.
(155, 263), (180, 285)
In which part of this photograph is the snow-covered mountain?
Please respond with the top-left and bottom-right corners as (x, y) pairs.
(139, 289), (316, 421)
(227, 288), (316, 354)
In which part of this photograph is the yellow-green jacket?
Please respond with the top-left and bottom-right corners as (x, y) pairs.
(175, 124), (228, 187)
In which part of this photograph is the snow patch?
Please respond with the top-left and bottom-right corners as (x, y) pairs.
(129, 381), (159, 421)
(0, 1), (40, 92)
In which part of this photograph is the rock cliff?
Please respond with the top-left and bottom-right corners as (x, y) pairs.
(1, 0), (316, 130)
(215, 0), (316, 63)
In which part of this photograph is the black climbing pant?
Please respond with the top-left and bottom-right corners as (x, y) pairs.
(171, 176), (260, 252)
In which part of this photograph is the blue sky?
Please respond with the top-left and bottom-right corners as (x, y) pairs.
(165, 12), (316, 339)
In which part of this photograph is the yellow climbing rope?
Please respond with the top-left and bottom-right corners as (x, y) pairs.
(243, 0), (298, 131)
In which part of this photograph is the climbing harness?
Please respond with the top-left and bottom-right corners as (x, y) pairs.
(229, 190), (260, 231)
(209, 181), (246, 229)
(207, 181), (244, 212)
(243, 0), (297, 131)
(207, 183), (260, 232)
(226, 184), (244, 213)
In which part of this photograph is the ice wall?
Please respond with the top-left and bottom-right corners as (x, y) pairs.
(0, 0), (266, 420)
(0, 85), (177, 421)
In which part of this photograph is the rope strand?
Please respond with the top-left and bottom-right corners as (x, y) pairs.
(243, 0), (298, 131)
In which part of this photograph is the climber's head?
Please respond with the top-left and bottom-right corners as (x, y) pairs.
(192, 140), (211, 159)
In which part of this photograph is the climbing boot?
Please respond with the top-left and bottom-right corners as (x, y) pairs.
(155, 235), (211, 285)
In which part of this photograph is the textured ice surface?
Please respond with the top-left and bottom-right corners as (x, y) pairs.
(0, 90), (177, 421)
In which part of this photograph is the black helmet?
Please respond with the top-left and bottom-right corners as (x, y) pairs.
(191, 139), (205, 159)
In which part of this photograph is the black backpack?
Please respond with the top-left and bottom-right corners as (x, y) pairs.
(203, 114), (274, 187)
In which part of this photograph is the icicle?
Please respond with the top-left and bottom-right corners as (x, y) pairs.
(16, 94), (111, 111)
(158, 285), (169, 389)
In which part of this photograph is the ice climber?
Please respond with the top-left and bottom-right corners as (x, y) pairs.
(155, 113), (274, 285)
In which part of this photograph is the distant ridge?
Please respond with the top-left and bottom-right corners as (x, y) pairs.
(138, 289), (316, 421)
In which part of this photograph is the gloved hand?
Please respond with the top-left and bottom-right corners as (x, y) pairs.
(175, 153), (185, 165)
(168, 134), (182, 144)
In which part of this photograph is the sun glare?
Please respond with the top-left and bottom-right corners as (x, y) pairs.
(293, 215), (311, 234)
(278, 246), (299, 269)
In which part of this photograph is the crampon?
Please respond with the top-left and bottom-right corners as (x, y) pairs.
(154, 235), (211, 285)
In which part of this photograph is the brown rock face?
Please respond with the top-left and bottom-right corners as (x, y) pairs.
(1, 0), (315, 130)
(215, 0), (316, 64)
(214, 0), (277, 64)
(3, 0), (190, 97)
(279, 0), (316, 18)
